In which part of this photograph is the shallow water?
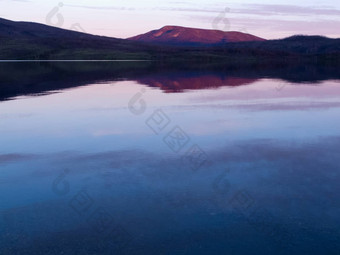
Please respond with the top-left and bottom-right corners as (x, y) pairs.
(0, 62), (340, 254)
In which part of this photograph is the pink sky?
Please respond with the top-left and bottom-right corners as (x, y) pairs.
(1, 1), (340, 39)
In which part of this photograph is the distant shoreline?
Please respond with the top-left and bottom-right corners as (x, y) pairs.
(1, 17), (339, 62)
(0, 60), (152, 62)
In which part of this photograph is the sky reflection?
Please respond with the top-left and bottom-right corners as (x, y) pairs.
(0, 73), (340, 254)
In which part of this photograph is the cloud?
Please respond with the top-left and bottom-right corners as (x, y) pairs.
(60, 3), (340, 16)
(188, 14), (340, 38)
(64, 4), (136, 11)
(68, 3), (340, 17)
(234, 4), (340, 17)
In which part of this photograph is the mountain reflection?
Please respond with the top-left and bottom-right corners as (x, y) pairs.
(0, 61), (339, 101)
(137, 72), (258, 92)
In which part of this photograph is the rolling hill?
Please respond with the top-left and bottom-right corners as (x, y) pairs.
(0, 17), (157, 60)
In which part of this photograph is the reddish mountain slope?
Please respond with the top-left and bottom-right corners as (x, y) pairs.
(128, 26), (266, 45)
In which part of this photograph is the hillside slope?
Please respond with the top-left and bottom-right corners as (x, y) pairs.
(0, 17), (157, 60)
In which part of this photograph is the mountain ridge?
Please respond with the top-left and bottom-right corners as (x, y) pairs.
(128, 25), (266, 45)
(0, 17), (340, 62)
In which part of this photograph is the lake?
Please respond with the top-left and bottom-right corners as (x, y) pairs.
(0, 62), (340, 254)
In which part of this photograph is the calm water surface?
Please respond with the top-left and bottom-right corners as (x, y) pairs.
(0, 63), (340, 254)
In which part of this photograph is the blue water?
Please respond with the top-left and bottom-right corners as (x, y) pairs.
(0, 69), (340, 254)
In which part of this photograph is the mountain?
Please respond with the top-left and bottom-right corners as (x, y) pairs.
(0, 17), (339, 63)
(0, 17), (158, 60)
(128, 26), (266, 45)
(0, 17), (94, 39)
